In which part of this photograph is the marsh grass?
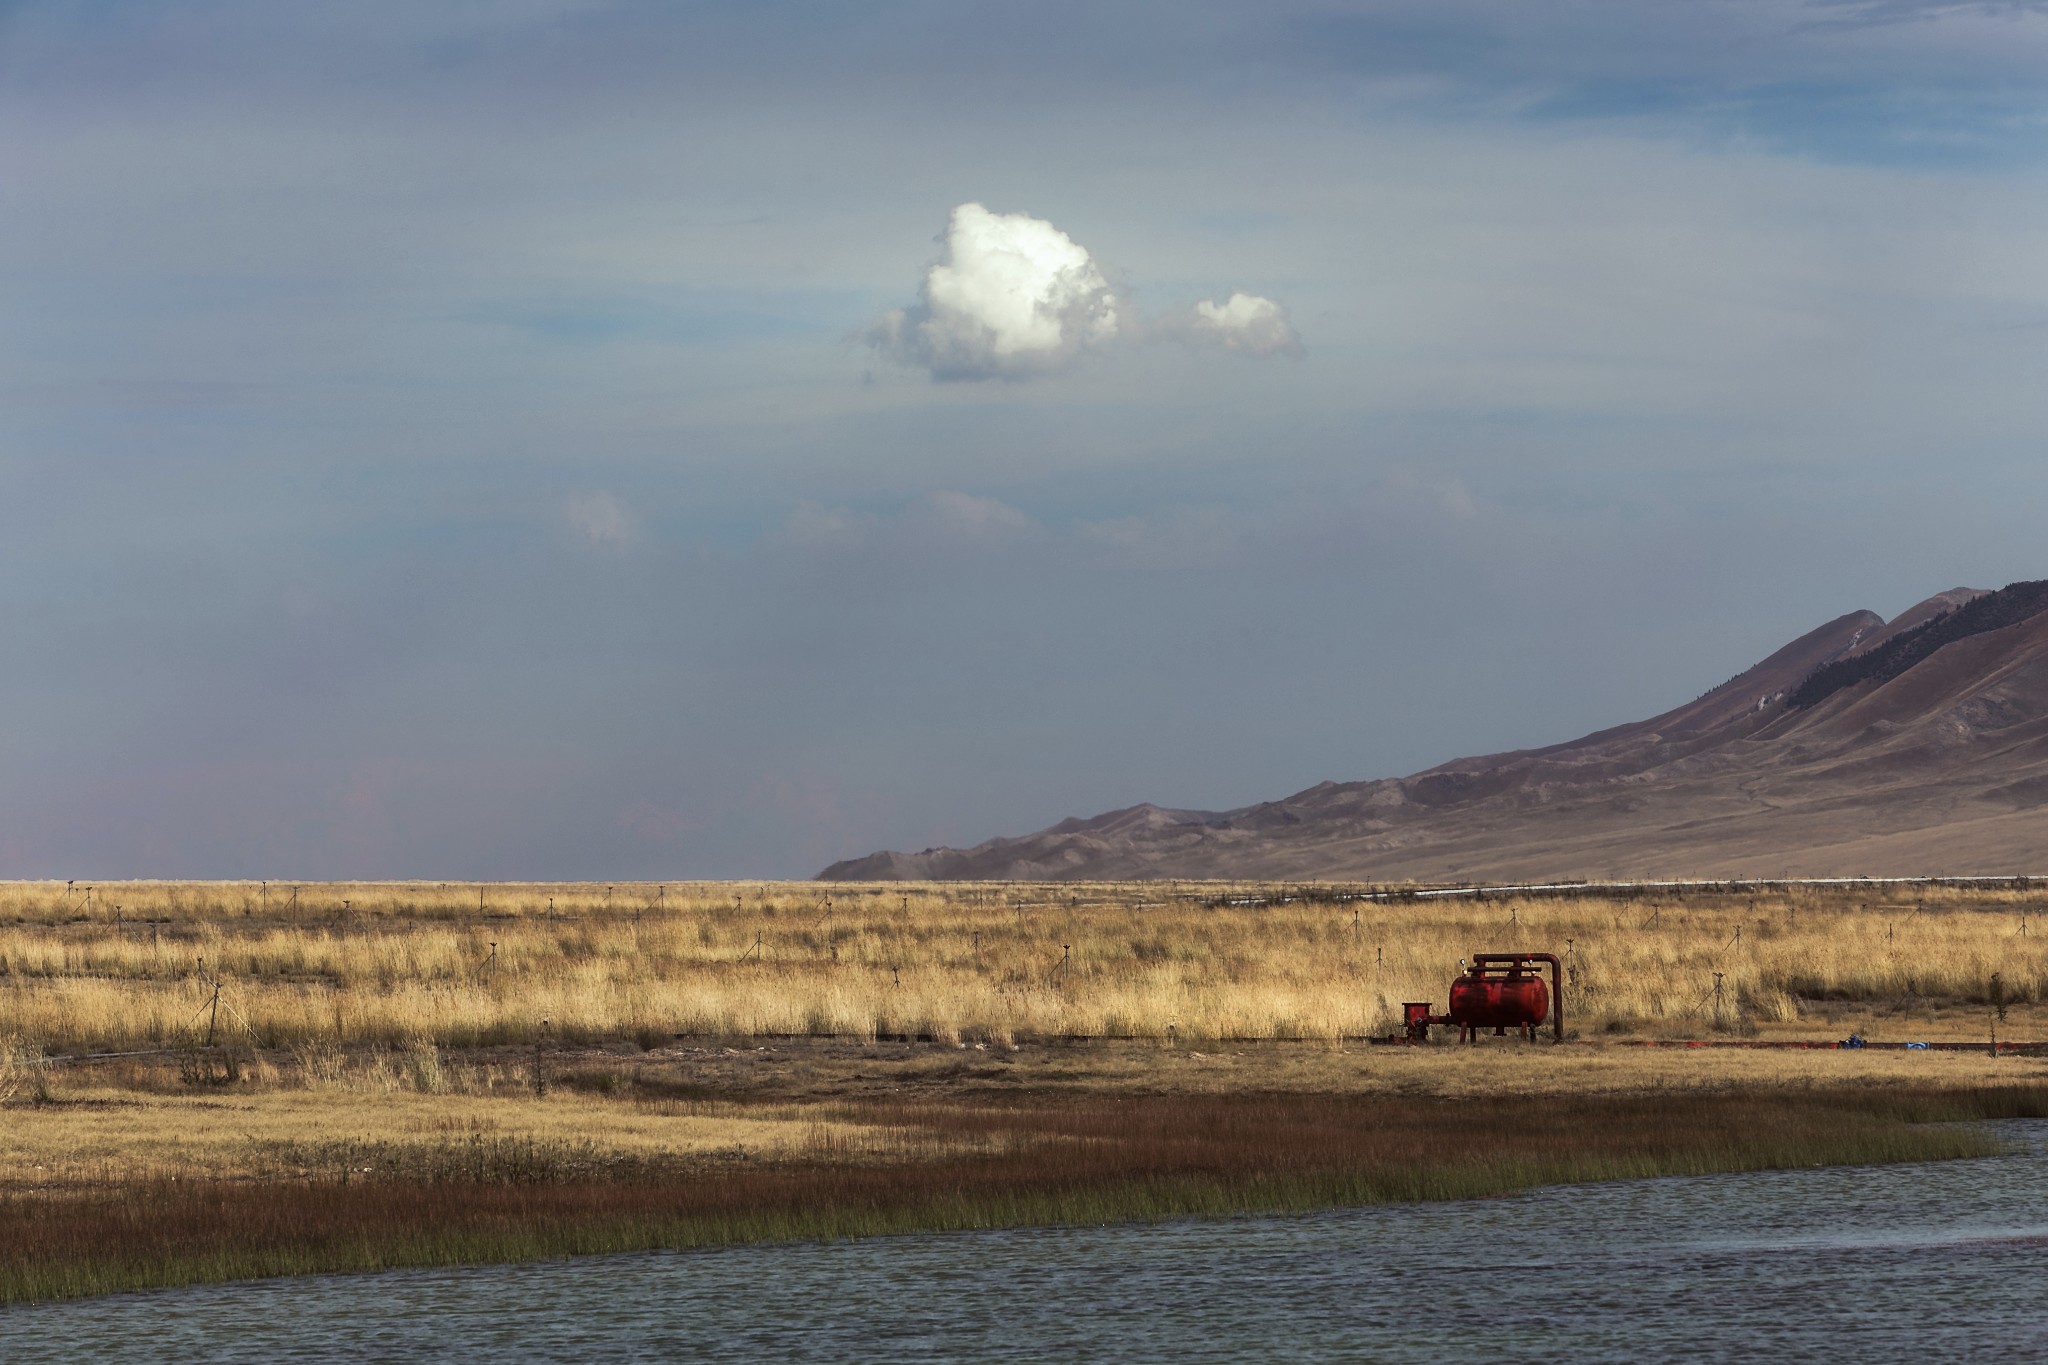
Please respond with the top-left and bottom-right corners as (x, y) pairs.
(3, 879), (2045, 1051)
(3, 1084), (2035, 1305)
(253, 1133), (705, 1185)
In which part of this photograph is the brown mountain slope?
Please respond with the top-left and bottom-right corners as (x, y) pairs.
(822, 581), (2048, 882)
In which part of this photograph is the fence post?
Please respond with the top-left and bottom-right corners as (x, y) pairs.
(1990, 973), (2005, 1058)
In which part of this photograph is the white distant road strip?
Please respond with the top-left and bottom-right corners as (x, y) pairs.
(1221, 874), (2044, 906)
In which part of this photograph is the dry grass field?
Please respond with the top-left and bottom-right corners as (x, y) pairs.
(4, 1040), (2042, 1305)
(5, 879), (2047, 1303)
(3, 878), (2044, 1052)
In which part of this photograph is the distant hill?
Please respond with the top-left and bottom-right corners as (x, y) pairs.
(821, 580), (2048, 882)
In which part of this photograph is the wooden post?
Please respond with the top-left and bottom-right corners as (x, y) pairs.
(1990, 973), (2005, 1058)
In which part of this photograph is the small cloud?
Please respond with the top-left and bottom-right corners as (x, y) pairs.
(778, 499), (875, 551)
(773, 491), (1034, 556)
(1382, 470), (1479, 521)
(868, 202), (1120, 381)
(1180, 291), (1305, 358)
(564, 491), (636, 549)
(870, 203), (1301, 381)
(1076, 506), (1243, 569)
(913, 489), (1035, 539)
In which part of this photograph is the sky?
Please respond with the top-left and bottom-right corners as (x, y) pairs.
(6, 0), (2048, 879)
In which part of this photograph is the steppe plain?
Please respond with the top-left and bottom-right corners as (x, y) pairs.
(3, 878), (2045, 1302)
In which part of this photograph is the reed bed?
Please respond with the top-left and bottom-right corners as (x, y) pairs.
(3, 879), (2045, 1051)
(5, 1083), (2036, 1305)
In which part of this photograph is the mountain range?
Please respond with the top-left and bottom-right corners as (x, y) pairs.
(821, 579), (2048, 882)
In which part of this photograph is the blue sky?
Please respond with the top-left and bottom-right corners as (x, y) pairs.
(5, 0), (2048, 877)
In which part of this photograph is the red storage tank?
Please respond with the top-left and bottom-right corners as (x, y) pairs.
(1448, 971), (1549, 1035)
(1437, 953), (1562, 1042)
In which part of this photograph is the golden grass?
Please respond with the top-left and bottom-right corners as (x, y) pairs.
(0, 1075), (916, 1192)
(6, 1073), (2039, 1305)
(14, 1034), (2039, 1184)
(4, 988), (2043, 1304)
(3, 878), (2044, 1051)
(8, 879), (2043, 1304)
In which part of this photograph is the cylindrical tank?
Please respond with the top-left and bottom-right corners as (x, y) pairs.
(1447, 971), (1550, 1032)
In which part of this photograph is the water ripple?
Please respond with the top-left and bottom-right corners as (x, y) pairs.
(7, 1120), (2046, 1363)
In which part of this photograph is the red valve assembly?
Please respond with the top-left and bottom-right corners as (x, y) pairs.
(1403, 952), (1562, 1043)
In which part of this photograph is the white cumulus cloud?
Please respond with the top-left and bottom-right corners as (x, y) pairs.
(870, 203), (1301, 381)
(868, 202), (1120, 381)
(1182, 291), (1304, 358)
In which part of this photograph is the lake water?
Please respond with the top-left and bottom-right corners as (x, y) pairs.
(7, 1121), (2046, 1362)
